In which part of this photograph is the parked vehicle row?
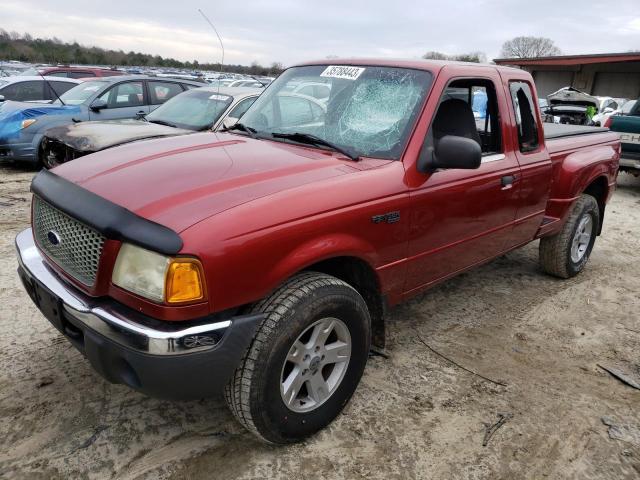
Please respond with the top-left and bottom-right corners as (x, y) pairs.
(0, 75), (203, 164)
(0, 76), (80, 103)
(14, 59), (620, 444)
(40, 87), (261, 167)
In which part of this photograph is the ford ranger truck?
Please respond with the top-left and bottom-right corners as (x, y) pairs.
(16, 60), (620, 444)
(604, 97), (640, 175)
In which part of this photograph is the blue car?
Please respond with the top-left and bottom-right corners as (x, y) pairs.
(0, 75), (204, 166)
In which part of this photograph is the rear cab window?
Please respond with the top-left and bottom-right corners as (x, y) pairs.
(509, 81), (540, 153)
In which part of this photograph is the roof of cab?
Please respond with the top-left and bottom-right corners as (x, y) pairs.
(295, 58), (523, 74)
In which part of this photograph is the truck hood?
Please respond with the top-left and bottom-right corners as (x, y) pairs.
(43, 119), (194, 152)
(0, 100), (80, 140)
(52, 132), (358, 233)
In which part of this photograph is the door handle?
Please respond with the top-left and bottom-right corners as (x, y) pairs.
(501, 175), (516, 190)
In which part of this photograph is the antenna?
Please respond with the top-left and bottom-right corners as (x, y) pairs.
(198, 9), (225, 75)
(36, 68), (66, 105)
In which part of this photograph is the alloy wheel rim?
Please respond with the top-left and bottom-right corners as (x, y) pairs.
(570, 214), (593, 263)
(280, 317), (351, 413)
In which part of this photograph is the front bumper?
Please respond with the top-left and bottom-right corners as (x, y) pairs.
(0, 140), (37, 163)
(619, 155), (640, 172)
(16, 228), (262, 400)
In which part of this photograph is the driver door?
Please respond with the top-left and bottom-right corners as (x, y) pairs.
(404, 72), (521, 294)
(89, 81), (149, 120)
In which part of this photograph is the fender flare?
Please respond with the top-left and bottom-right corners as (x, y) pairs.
(263, 233), (381, 296)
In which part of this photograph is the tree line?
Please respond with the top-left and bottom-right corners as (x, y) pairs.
(0, 30), (284, 76)
(423, 36), (563, 63)
(0, 30), (565, 75)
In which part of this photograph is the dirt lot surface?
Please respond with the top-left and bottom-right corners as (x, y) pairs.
(0, 164), (639, 480)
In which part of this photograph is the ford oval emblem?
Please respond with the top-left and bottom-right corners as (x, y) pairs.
(47, 230), (61, 246)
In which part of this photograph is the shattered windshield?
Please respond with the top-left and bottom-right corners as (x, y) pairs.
(239, 65), (432, 159)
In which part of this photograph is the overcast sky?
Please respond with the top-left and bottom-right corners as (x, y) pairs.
(4, 0), (640, 66)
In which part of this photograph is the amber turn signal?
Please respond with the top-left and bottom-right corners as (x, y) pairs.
(165, 259), (205, 304)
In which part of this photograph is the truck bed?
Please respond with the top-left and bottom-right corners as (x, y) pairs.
(543, 123), (609, 140)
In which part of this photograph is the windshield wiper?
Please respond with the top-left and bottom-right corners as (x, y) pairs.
(221, 122), (258, 139)
(270, 132), (359, 161)
(147, 119), (177, 128)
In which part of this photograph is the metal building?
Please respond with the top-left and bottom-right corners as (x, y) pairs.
(493, 52), (640, 99)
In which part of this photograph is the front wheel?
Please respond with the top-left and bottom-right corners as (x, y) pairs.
(224, 272), (370, 443)
(539, 194), (600, 278)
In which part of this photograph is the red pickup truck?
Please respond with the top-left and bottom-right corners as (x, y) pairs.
(16, 59), (620, 443)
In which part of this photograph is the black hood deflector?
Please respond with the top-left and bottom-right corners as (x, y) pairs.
(31, 169), (183, 255)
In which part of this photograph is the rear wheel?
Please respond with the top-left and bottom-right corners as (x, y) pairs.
(224, 272), (370, 443)
(539, 194), (600, 278)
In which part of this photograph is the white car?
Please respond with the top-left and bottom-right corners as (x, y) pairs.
(227, 79), (266, 88)
(601, 99), (637, 128)
(0, 76), (80, 103)
(593, 96), (627, 126)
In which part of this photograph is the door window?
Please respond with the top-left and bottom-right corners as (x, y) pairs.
(99, 81), (144, 108)
(428, 78), (502, 155)
(48, 81), (77, 100)
(148, 81), (184, 105)
(227, 96), (257, 119)
(0, 81), (44, 101)
(509, 82), (539, 153)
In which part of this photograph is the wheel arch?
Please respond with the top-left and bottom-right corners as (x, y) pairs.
(301, 255), (386, 349)
(582, 175), (609, 235)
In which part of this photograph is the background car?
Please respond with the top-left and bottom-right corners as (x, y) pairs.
(0, 75), (202, 165)
(40, 86), (262, 167)
(292, 82), (331, 102)
(20, 65), (125, 79)
(227, 79), (266, 88)
(0, 76), (80, 102)
(592, 96), (628, 126)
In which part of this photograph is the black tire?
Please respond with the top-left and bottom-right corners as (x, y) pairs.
(539, 194), (600, 279)
(224, 272), (371, 443)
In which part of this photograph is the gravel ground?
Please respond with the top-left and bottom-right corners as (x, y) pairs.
(0, 164), (639, 480)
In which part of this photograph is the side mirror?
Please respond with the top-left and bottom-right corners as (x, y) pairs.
(135, 111), (146, 120)
(0, 95), (5, 102)
(418, 135), (482, 173)
(89, 98), (108, 112)
(602, 107), (614, 114)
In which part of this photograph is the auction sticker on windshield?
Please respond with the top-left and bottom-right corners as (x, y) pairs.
(320, 66), (365, 80)
(209, 94), (230, 101)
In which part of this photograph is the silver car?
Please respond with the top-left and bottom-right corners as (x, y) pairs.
(40, 87), (262, 168)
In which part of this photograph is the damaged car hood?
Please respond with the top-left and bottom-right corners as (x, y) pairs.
(51, 132), (361, 233)
(43, 119), (194, 152)
(547, 87), (598, 109)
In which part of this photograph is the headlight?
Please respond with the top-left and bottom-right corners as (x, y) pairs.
(112, 243), (205, 304)
(21, 119), (37, 129)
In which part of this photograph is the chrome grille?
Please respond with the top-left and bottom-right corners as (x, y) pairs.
(32, 196), (105, 286)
